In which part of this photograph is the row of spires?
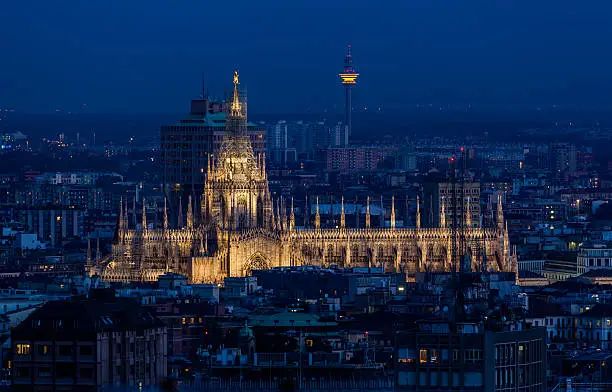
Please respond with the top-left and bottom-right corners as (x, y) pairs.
(117, 192), (504, 233)
(118, 195), (196, 234)
(85, 236), (101, 263)
(313, 195), (405, 230)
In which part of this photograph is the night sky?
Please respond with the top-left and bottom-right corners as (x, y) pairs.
(1, 0), (611, 114)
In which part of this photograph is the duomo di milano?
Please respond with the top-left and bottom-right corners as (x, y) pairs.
(89, 72), (517, 284)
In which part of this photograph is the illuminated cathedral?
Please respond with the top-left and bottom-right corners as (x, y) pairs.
(89, 72), (517, 284)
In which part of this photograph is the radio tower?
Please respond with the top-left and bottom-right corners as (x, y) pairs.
(339, 44), (359, 144)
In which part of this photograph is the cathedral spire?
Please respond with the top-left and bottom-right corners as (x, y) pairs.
(440, 197), (446, 228)
(187, 195), (194, 229)
(142, 198), (147, 232)
(340, 196), (346, 229)
(132, 197), (137, 228)
(207, 153), (212, 178)
(119, 198), (124, 233)
(163, 197), (168, 230)
(86, 237), (91, 263)
(124, 198), (128, 229)
(178, 197), (183, 228)
(391, 195), (396, 229)
(289, 197), (295, 231)
(96, 237), (101, 262)
(231, 70), (243, 118)
(465, 196), (471, 228)
(262, 152), (266, 178)
(315, 197), (321, 230)
(416, 195), (421, 229)
(366, 196), (371, 229)
(497, 194), (504, 231)
(281, 196), (287, 229)
(276, 198), (283, 231)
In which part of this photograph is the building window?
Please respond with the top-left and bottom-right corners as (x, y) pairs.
(79, 367), (94, 379)
(38, 344), (50, 355)
(56, 363), (75, 378)
(59, 345), (73, 356)
(16, 344), (30, 355)
(430, 349), (439, 363)
(419, 349), (428, 363)
(38, 367), (52, 377)
(15, 367), (30, 378)
(453, 350), (460, 361)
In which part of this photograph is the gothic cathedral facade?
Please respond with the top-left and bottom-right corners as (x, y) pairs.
(90, 72), (517, 284)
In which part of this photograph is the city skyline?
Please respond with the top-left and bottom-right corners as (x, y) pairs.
(2, 1), (612, 114)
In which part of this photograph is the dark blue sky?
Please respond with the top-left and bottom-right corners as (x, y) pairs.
(1, 1), (611, 114)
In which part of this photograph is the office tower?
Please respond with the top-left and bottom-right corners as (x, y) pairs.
(160, 88), (266, 196)
(423, 181), (482, 228)
(549, 142), (577, 178)
(267, 120), (296, 165)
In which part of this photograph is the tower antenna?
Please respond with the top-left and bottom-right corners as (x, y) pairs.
(201, 72), (206, 100)
(339, 44), (359, 144)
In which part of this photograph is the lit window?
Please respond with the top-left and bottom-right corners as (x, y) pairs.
(16, 344), (30, 355)
(38, 344), (50, 355)
(419, 349), (428, 363)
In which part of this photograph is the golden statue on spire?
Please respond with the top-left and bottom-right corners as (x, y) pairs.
(231, 70), (242, 117)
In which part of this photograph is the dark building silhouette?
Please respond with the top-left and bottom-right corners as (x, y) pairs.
(11, 290), (167, 391)
(396, 320), (547, 391)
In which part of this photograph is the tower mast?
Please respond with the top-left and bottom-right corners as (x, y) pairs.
(339, 45), (359, 144)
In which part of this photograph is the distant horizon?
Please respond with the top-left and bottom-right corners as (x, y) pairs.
(4, 104), (612, 119)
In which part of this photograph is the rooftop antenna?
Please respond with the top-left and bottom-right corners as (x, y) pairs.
(201, 72), (207, 100)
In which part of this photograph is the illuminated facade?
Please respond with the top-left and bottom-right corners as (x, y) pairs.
(89, 72), (517, 284)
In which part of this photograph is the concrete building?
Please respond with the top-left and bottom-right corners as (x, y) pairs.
(423, 181), (482, 228)
(11, 290), (167, 391)
(396, 320), (547, 391)
(577, 246), (612, 274)
(549, 142), (577, 178)
(160, 94), (266, 194)
(320, 145), (397, 171)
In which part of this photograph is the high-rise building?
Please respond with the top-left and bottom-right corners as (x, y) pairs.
(423, 181), (482, 228)
(549, 142), (577, 178)
(339, 45), (358, 144)
(267, 120), (296, 165)
(160, 93), (266, 195)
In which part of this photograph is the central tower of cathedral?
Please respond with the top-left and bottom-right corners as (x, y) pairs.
(202, 71), (274, 232)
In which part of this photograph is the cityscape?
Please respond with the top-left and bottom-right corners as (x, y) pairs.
(2, 2), (612, 391)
